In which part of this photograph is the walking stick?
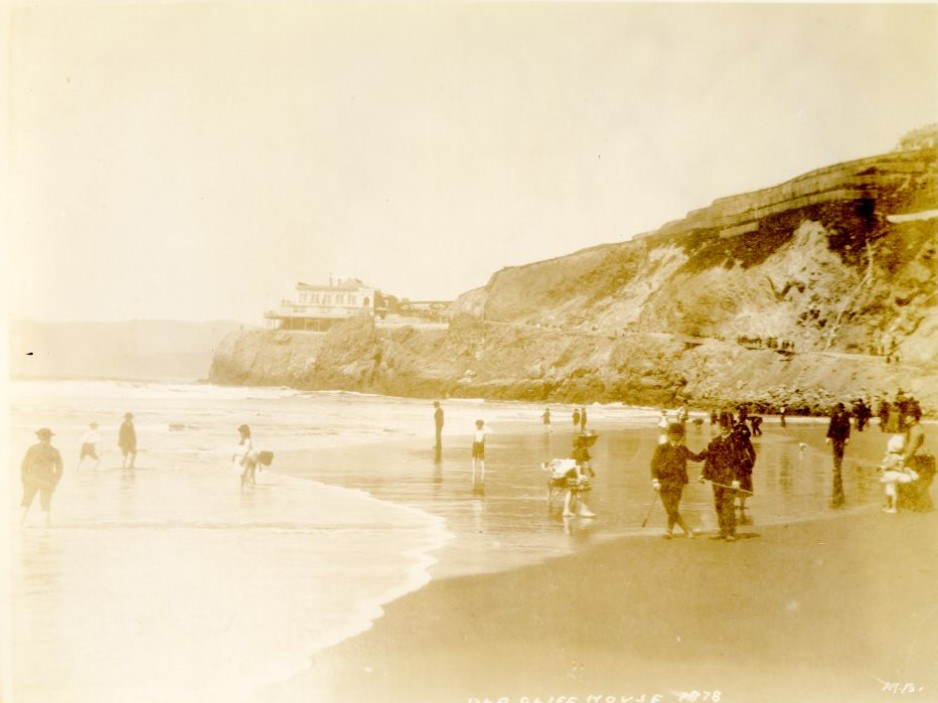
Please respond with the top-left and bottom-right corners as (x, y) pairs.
(700, 478), (754, 495)
(641, 493), (659, 528)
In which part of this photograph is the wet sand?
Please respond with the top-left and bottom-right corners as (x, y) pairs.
(257, 420), (938, 703)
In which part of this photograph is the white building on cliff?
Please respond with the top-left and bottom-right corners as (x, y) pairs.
(265, 277), (376, 331)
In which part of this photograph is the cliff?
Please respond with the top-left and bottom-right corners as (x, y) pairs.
(211, 129), (938, 414)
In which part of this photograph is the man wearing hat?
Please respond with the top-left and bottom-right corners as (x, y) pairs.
(119, 412), (137, 469)
(825, 402), (851, 508)
(699, 417), (746, 541)
(650, 423), (706, 538)
(20, 428), (64, 525)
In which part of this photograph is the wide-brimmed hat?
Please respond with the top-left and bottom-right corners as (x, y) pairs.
(36, 427), (54, 438)
(575, 430), (599, 445)
(666, 423), (685, 436)
(238, 424), (251, 434)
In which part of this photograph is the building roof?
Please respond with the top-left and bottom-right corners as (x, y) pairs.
(295, 279), (373, 291)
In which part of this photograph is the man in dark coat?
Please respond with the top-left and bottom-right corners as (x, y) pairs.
(21, 427), (64, 525)
(700, 419), (745, 541)
(650, 423), (706, 539)
(826, 402), (852, 508)
(733, 419), (757, 521)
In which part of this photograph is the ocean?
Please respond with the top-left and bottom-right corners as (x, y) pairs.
(6, 380), (890, 703)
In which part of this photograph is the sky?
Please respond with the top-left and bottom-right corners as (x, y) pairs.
(5, 1), (938, 324)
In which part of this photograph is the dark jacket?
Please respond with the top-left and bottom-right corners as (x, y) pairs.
(702, 433), (744, 485)
(733, 423), (756, 474)
(651, 443), (705, 486)
(826, 410), (851, 443)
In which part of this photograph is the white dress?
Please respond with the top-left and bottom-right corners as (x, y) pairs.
(232, 437), (254, 474)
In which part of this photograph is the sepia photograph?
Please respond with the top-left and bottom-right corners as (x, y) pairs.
(4, 1), (938, 702)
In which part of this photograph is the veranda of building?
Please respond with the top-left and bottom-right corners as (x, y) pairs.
(265, 279), (376, 332)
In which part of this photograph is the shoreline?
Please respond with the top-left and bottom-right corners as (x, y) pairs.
(257, 420), (938, 703)
(253, 504), (938, 703)
(269, 414), (900, 575)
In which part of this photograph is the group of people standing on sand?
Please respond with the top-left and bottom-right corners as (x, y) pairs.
(824, 395), (933, 514)
(650, 411), (756, 541)
(20, 412), (138, 526)
(875, 390), (921, 434)
(571, 406), (588, 432)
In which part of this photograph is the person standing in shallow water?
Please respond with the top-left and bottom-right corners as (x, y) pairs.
(21, 428), (64, 526)
(233, 424), (258, 488)
(826, 402), (851, 508)
(118, 412), (137, 469)
(77, 421), (103, 470)
(433, 401), (444, 450)
(650, 423), (705, 539)
(541, 407), (551, 433)
(471, 419), (489, 486)
(566, 431), (597, 517)
(572, 408), (580, 429)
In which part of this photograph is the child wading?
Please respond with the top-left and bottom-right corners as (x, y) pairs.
(471, 419), (489, 488)
(233, 424), (259, 488)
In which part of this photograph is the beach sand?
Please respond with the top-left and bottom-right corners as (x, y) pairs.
(255, 421), (938, 703)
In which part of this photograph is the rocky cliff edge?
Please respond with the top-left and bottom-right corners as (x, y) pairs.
(211, 132), (938, 415)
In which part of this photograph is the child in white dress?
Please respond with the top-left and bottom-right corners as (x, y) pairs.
(879, 434), (918, 513)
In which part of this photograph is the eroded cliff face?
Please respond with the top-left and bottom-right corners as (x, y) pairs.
(210, 138), (938, 413)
